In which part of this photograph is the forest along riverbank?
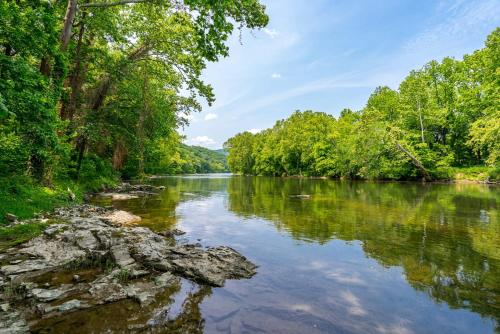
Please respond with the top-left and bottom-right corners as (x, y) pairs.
(0, 184), (257, 333)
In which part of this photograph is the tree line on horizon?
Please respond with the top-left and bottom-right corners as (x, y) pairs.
(224, 28), (499, 181)
(0, 0), (267, 187)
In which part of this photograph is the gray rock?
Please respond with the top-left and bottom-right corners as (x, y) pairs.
(74, 230), (99, 250)
(154, 272), (179, 288)
(43, 224), (66, 237)
(98, 192), (140, 201)
(125, 282), (156, 306)
(89, 277), (127, 303)
(31, 287), (70, 302)
(0, 309), (28, 333)
(39, 299), (86, 315)
(0, 303), (10, 312)
(110, 244), (136, 268)
(58, 299), (82, 312)
(167, 246), (257, 287)
(0, 203), (257, 325)
(4, 214), (17, 223)
(99, 210), (141, 226)
(1, 260), (50, 276)
(173, 229), (186, 236)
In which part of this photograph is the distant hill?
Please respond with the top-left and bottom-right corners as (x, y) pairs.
(214, 148), (229, 156)
(175, 144), (228, 173)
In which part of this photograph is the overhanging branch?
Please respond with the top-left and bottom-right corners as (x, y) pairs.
(80, 0), (153, 8)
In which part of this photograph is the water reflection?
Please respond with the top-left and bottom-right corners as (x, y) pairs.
(226, 177), (500, 327)
(87, 175), (499, 332)
(32, 279), (212, 333)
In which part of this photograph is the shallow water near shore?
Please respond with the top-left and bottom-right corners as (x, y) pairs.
(51, 174), (499, 333)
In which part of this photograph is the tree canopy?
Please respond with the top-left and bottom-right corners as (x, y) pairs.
(0, 0), (267, 184)
(224, 28), (500, 180)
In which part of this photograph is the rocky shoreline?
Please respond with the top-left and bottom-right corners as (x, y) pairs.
(0, 186), (257, 333)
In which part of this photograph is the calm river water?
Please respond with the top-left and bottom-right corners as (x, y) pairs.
(48, 175), (500, 333)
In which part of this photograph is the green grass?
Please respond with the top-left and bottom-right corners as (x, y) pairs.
(0, 175), (119, 250)
(450, 166), (499, 182)
(0, 223), (51, 251)
(0, 176), (86, 250)
(0, 176), (84, 224)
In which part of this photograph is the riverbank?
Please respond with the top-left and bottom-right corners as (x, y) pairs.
(0, 176), (120, 250)
(234, 166), (499, 183)
(0, 196), (256, 332)
(1, 168), (497, 250)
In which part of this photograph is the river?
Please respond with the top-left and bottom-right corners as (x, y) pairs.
(40, 174), (499, 333)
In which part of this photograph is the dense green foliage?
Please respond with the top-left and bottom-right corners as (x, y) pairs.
(173, 145), (228, 174)
(225, 29), (499, 180)
(133, 144), (228, 176)
(0, 0), (267, 185)
(0, 176), (82, 224)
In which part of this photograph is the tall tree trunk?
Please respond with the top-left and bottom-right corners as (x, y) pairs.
(61, 0), (78, 51)
(90, 45), (149, 112)
(40, 0), (77, 77)
(61, 14), (87, 121)
(395, 142), (432, 181)
(137, 78), (148, 179)
(39, 57), (52, 76)
(417, 100), (425, 143)
(75, 135), (87, 179)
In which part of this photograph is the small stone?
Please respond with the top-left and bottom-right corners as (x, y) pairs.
(58, 299), (82, 312)
(0, 303), (10, 312)
(73, 275), (80, 282)
(5, 213), (17, 223)
(9, 260), (22, 265)
(172, 229), (186, 236)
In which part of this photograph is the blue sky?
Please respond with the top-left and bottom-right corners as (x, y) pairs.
(182, 0), (499, 149)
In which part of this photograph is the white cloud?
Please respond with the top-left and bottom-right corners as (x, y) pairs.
(186, 136), (216, 147)
(204, 113), (218, 121)
(340, 290), (367, 316)
(271, 73), (282, 79)
(248, 128), (262, 134)
(263, 28), (279, 39)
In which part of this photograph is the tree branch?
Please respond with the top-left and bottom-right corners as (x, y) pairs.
(80, 0), (153, 8)
(394, 141), (432, 181)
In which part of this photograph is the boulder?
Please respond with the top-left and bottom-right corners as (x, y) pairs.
(99, 210), (141, 226)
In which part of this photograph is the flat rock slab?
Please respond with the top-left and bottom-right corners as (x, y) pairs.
(98, 193), (139, 201)
(99, 210), (141, 225)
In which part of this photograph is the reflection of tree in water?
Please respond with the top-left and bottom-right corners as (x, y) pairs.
(227, 177), (500, 327)
(151, 285), (212, 334)
(31, 279), (212, 334)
